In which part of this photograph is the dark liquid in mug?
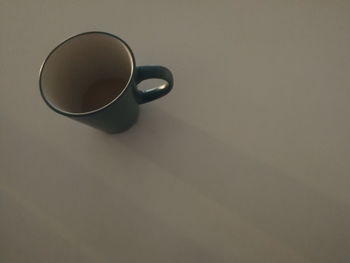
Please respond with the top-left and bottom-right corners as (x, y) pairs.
(81, 78), (125, 112)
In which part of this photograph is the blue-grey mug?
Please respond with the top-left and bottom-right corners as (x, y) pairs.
(39, 31), (173, 133)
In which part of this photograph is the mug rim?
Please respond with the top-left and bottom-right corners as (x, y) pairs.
(39, 31), (136, 117)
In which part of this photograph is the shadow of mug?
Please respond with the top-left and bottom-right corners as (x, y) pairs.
(107, 105), (350, 263)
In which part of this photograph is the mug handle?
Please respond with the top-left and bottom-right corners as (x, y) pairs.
(135, 66), (174, 104)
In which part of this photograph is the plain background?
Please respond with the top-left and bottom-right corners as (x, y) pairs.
(1, 0), (350, 262)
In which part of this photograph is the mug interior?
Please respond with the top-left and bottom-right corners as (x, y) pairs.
(40, 32), (133, 114)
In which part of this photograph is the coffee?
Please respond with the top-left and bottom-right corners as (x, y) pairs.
(81, 78), (125, 112)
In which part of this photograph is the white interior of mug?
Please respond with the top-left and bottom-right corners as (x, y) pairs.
(40, 32), (133, 114)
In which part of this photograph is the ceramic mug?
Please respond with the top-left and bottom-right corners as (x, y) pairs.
(39, 31), (173, 133)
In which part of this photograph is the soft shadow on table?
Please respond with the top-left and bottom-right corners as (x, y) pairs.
(113, 105), (350, 263)
(0, 114), (218, 263)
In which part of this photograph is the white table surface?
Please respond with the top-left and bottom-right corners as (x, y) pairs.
(1, 1), (350, 262)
